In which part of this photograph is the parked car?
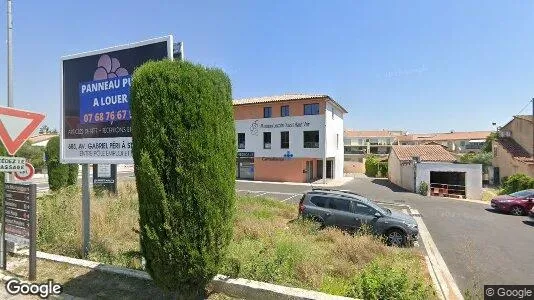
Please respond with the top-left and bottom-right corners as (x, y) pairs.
(490, 189), (534, 216)
(528, 208), (534, 221)
(298, 188), (418, 246)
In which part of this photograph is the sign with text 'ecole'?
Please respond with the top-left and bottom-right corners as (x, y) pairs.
(61, 36), (174, 164)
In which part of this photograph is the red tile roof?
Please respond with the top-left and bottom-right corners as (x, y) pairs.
(344, 130), (404, 138)
(391, 145), (457, 162)
(396, 131), (491, 142)
(29, 134), (58, 144)
(233, 94), (348, 113)
(496, 138), (534, 164)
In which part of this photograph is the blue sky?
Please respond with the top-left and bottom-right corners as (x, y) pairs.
(0, 1), (532, 133)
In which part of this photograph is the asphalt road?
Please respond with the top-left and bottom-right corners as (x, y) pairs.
(237, 178), (534, 293)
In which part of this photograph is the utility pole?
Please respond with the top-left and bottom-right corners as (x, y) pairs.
(7, 0), (13, 107)
(2, 0), (14, 270)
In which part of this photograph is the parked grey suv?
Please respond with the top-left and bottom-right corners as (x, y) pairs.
(298, 188), (419, 246)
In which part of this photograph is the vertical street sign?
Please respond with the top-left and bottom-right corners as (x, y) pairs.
(3, 183), (36, 280)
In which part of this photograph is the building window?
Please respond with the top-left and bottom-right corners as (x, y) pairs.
(238, 133), (245, 149)
(263, 107), (272, 118)
(281, 131), (289, 149)
(304, 131), (319, 148)
(263, 132), (271, 149)
(281, 105), (290, 117)
(336, 134), (339, 150)
(304, 103), (320, 115)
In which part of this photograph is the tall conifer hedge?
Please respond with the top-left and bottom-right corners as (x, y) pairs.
(131, 60), (236, 298)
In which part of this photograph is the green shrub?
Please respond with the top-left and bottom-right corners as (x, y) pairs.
(131, 60), (236, 298)
(349, 259), (431, 300)
(45, 137), (69, 191)
(418, 181), (429, 196)
(45, 136), (77, 191)
(67, 164), (79, 186)
(501, 173), (534, 195)
(365, 155), (380, 177)
(378, 162), (388, 178)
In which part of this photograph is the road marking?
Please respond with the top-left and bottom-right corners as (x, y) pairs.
(236, 189), (300, 196)
(281, 194), (301, 202)
(411, 209), (463, 300)
(254, 192), (269, 197)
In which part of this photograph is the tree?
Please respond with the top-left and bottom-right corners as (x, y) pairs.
(39, 125), (50, 134)
(482, 132), (498, 153)
(45, 136), (78, 190)
(131, 60), (236, 298)
(459, 152), (492, 171)
(15, 141), (45, 172)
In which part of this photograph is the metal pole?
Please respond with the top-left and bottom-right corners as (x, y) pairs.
(531, 98), (533, 159)
(7, 0), (13, 107)
(81, 164), (90, 257)
(1, 0), (14, 271)
(28, 184), (36, 281)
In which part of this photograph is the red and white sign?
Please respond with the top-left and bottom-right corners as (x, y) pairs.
(14, 162), (34, 181)
(0, 106), (45, 155)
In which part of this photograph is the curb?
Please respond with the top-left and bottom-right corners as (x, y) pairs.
(16, 250), (355, 300)
(410, 209), (464, 300)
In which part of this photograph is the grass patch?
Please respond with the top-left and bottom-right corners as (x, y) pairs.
(37, 183), (436, 299)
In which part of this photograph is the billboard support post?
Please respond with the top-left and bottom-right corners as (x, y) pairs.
(82, 164), (90, 257)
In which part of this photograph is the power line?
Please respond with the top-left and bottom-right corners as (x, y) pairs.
(516, 98), (533, 116)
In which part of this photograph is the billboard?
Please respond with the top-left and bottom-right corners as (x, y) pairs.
(61, 36), (173, 164)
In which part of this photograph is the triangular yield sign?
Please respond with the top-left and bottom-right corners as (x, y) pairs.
(0, 106), (45, 155)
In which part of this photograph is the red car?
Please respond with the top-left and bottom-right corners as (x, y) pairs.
(490, 189), (534, 216)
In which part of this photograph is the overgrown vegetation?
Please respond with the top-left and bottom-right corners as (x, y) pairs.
(482, 132), (498, 153)
(44, 136), (78, 191)
(459, 152), (492, 171)
(37, 183), (436, 299)
(365, 155), (380, 177)
(500, 173), (534, 195)
(130, 60), (236, 298)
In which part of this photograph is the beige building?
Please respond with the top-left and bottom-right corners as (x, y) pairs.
(492, 115), (534, 182)
(397, 131), (492, 153)
(343, 130), (404, 173)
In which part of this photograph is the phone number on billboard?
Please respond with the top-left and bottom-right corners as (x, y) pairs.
(82, 110), (131, 123)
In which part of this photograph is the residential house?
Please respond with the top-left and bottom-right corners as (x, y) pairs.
(492, 115), (534, 182)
